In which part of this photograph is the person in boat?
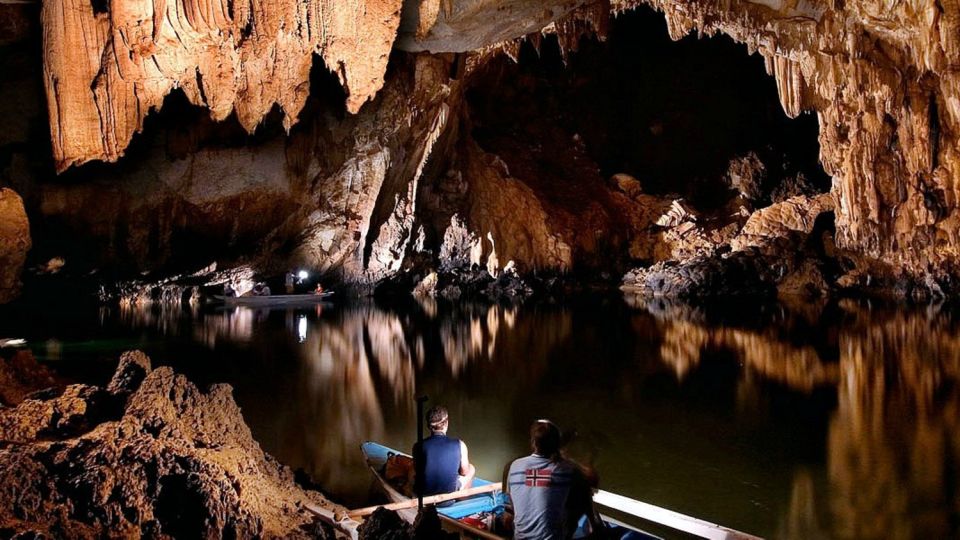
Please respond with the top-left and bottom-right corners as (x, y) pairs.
(223, 282), (236, 298)
(250, 282), (272, 296)
(503, 419), (605, 540)
(412, 406), (476, 497)
(314, 283), (325, 295)
(285, 272), (295, 294)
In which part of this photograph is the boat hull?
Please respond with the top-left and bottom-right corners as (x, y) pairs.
(212, 292), (334, 306)
(361, 441), (658, 539)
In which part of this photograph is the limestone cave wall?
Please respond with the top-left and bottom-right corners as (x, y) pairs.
(4, 0), (960, 301)
(620, 0), (960, 287)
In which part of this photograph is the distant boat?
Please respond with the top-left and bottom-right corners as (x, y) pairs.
(360, 441), (660, 539)
(211, 291), (335, 306)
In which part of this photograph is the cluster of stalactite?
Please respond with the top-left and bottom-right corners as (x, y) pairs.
(3, 0), (959, 302)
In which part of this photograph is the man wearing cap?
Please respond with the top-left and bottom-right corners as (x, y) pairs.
(504, 420), (604, 539)
(413, 406), (476, 496)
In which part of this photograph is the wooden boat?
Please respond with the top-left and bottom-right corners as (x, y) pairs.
(211, 291), (334, 306)
(360, 441), (661, 539)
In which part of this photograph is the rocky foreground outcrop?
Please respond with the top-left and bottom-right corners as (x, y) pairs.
(0, 351), (342, 538)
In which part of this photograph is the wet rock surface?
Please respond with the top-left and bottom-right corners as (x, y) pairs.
(0, 351), (341, 538)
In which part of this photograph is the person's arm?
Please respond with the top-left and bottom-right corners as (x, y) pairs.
(575, 464), (606, 536)
(459, 440), (476, 488)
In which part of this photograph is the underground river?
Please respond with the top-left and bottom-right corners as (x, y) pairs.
(2, 294), (958, 539)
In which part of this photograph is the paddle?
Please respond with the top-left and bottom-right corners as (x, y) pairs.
(348, 482), (503, 518)
(302, 502), (361, 540)
(593, 490), (762, 540)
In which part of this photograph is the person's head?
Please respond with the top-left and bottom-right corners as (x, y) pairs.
(426, 406), (449, 434)
(530, 419), (561, 458)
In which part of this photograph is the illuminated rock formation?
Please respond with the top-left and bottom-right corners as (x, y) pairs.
(43, 0), (403, 171)
(0, 351), (341, 537)
(615, 0), (960, 286)
(0, 189), (31, 303)
(27, 0), (960, 294)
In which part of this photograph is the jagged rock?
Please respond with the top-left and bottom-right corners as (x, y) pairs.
(622, 250), (777, 298)
(726, 152), (767, 201)
(731, 194), (834, 252)
(0, 351), (340, 538)
(42, 0), (404, 171)
(0, 350), (61, 407)
(655, 199), (697, 228)
(106, 351), (152, 396)
(777, 259), (829, 298)
(439, 215), (481, 272)
(0, 383), (120, 443)
(619, 0), (960, 286)
(358, 507), (409, 540)
(0, 188), (30, 304)
(412, 272), (439, 297)
(610, 173), (643, 198)
(24, 0), (960, 295)
(770, 172), (820, 203)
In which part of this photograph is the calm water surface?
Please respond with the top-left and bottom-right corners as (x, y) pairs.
(3, 294), (959, 539)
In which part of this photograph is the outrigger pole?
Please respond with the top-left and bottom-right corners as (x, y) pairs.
(415, 395), (428, 512)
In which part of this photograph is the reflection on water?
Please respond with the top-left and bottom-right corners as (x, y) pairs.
(639, 298), (960, 539)
(5, 295), (960, 538)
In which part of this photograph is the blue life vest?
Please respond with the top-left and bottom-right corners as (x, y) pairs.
(414, 434), (461, 496)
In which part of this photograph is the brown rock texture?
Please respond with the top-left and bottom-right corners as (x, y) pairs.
(615, 0), (960, 284)
(42, 0), (403, 171)
(396, 0), (596, 53)
(0, 350), (340, 538)
(0, 188), (31, 303)
(32, 0), (960, 293)
(0, 350), (61, 407)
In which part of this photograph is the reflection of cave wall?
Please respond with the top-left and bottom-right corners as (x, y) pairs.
(639, 297), (960, 539)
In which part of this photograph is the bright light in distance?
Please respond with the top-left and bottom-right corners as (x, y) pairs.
(298, 270), (309, 280)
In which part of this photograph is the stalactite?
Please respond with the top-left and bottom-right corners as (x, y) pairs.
(42, 0), (404, 172)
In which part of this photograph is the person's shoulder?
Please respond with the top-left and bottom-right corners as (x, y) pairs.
(554, 458), (582, 473)
(509, 454), (537, 469)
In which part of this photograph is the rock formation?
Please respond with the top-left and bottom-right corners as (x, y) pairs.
(43, 0), (403, 171)
(12, 0), (960, 298)
(0, 349), (61, 407)
(0, 350), (342, 538)
(615, 0), (960, 288)
(0, 188), (31, 303)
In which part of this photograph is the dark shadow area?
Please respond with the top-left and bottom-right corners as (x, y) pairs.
(24, 55), (348, 287)
(467, 6), (829, 209)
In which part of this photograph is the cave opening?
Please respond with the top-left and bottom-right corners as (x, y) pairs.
(466, 7), (830, 212)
